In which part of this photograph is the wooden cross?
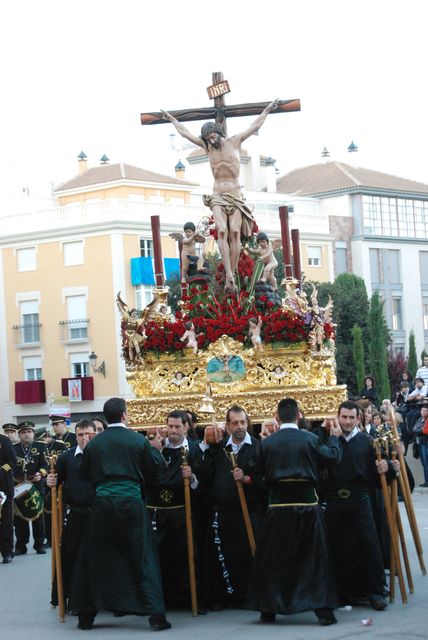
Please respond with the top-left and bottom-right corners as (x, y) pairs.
(140, 71), (300, 136)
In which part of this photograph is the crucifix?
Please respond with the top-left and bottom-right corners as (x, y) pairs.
(140, 72), (301, 293)
(140, 71), (300, 134)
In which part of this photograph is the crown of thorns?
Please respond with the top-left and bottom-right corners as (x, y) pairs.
(200, 122), (225, 139)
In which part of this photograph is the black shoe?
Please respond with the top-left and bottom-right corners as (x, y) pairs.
(419, 482), (428, 488)
(149, 614), (172, 631)
(197, 606), (207, 615)
(315, 608), (337, 626)
(77, 613), (95, 630)
(260, 612), (276, 623)
(2, 555), (13, 564)
(14, 546), (27, 556)
(35, 547), (47, 555)
(210, 601), (225, 612)
(368, 594), (387, 610)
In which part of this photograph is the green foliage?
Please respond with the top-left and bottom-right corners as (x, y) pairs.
(421, 349), (428, 365)
(165, 273), (181, 314)
(407, 330), (418, 377)
(351, 325), (365, 392)
(368, 290), (391, 401)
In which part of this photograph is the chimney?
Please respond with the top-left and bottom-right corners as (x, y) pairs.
(78, 151), (88, 174)
(100, 154), (110, 165)
(265, 156), (277, 193)
(321, 146), (330, 162)
(175, 159), (185, 179)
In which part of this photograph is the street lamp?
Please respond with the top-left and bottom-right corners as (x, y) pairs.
(89, 352), (106, 377)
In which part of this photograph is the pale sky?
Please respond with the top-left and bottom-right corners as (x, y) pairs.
(1, 0), (427, 200)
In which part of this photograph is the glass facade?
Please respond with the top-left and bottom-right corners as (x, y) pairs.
(363, 195), (428, 237)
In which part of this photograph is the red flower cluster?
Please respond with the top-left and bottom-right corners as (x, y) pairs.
(216, 252), (255, 285)
(262, 309), (309, 344)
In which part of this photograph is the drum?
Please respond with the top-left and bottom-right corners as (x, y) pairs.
(13, 482), (44, 521)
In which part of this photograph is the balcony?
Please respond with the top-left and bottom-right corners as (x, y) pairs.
(0, 196), (330, 237)
(59, 319), (90, 344)
(13, 322), (42, 348)
(15, 380), (46, 404)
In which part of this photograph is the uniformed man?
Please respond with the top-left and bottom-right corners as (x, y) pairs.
(50, 416), (77, 449)
(147, 410), (203, 610)
(13, 421), (48, 555)
(0, 431), (17, 563)
(2, 423), (19, 444)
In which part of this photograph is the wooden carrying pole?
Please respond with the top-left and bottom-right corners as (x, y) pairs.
(375, 441), (407, 604)
(390, 422), (426, 574)
(229, 452), (256, 557)
(391, 449), (414, 594)
(49, 459), (65, 621)
(181, 449), (198, 616)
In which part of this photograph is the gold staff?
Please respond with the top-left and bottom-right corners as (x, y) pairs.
(228, 451), (256, 557)
(181, 447), (198, 617)
(48, 453), (65, 621)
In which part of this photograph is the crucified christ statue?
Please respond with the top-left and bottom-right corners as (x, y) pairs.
(160, 100), (279, 292)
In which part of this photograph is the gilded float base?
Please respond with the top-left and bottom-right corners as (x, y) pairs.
(125, 336), (347, 428)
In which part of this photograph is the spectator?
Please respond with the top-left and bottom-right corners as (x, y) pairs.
(359, 376), (378, 406)
(415, 356), (428, 388)
(412, 401), (428, 487)
(406, 377), (428, 432)
(400, 371), (415, 393)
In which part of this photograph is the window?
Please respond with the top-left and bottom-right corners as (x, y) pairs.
(20, 300), (40, 343)
(63, 241), (84, 266)
(66, 295), (88, 339)
(394, 345), (405, 355)
(70, 352), (90, 378)
(307, 246), (322, 267)
(23, 356), (42, 381)
(369, 248), (384, 284)
(17, 247), (36, 272)
(423, 300), (428, 331)
(136, 285), (154, 310)
(392, 298), (403, 331)
(335, 244), (347, 276)
(140, 238), (153, 258)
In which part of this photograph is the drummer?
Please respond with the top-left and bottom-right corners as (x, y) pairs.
(13, 421), (48, 556)
(0, 429), (17, 563)
(50, 416), (77, 449)
(2, 423), (19, 444)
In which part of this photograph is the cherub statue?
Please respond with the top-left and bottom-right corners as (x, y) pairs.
(247, 231), (278, 289)
(170, 221), (205, 284)
(116, 293), (146, 363)
(248, 316), (263, 351)
(180, 321), (198, 355)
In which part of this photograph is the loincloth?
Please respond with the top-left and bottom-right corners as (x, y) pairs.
(202, 193), (257, 239)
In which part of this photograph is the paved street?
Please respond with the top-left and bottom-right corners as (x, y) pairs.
(1, 489), (428, 640)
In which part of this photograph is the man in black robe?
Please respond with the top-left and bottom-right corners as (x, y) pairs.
(322, 400), (397, 610)
(198, 404), (266, 610)
(69, 397), (171, 631)
(47, 418), (97, 606)
(247, 397), (342, 626)
(146, 410), (204, 611)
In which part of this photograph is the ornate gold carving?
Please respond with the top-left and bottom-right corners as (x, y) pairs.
(125, 336), (346, 428)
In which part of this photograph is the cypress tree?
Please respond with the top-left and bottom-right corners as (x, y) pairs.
(368, 290), (391, 401)
(407, 330), (417, 377)
(352, 324), (365, 392)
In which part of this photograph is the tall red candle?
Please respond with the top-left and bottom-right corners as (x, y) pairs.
(150, 215), (164, 287)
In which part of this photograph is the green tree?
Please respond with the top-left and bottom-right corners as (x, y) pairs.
(330, 274), (370, 392)
(368, 290), (391, 401)
(407, 330), (417, 377)
(165, 273), (181, 314)
(351, 324), (365, 392)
